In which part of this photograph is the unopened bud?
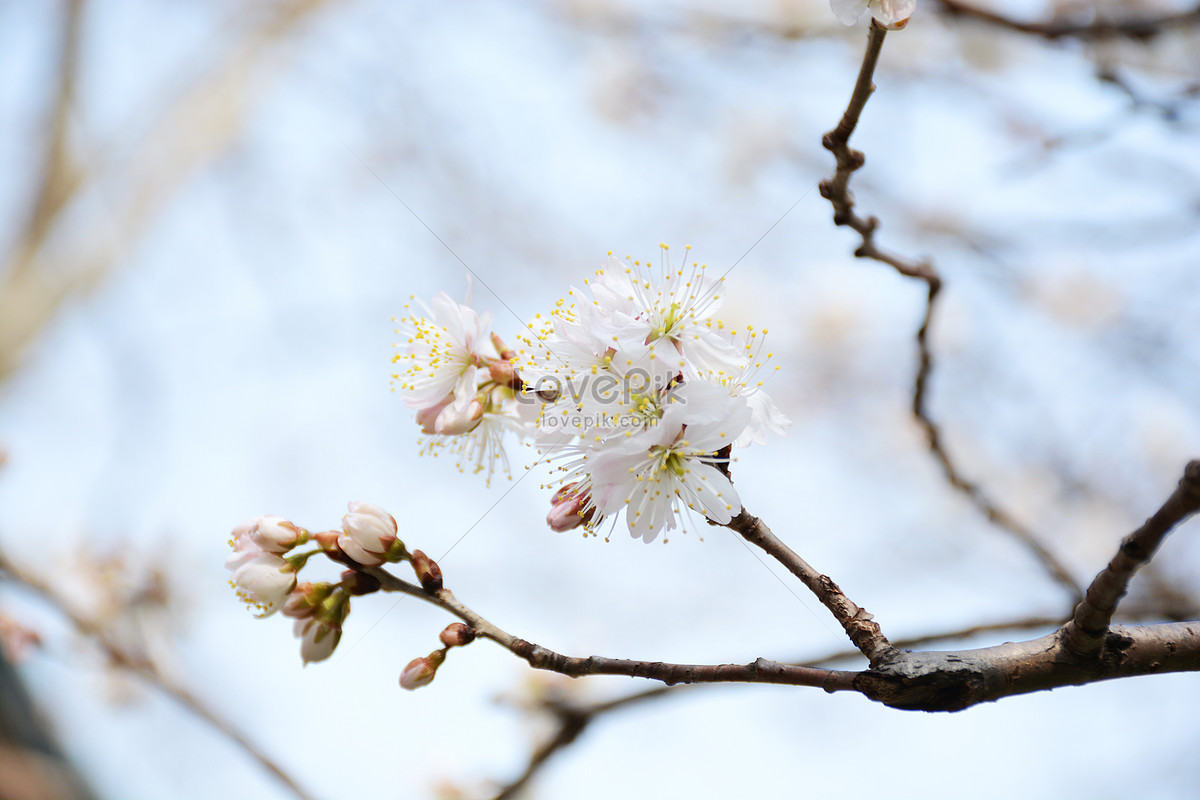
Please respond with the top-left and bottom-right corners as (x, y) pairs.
(434, 394), (487, 435)
(250, 516), (309, 554)
(229, 515), (308, 556)
(314, 530), (341, 552)
(317, 588), (351, 626)
(439, 623), (476, 648)
(312, 530), (355, 567)
(399, 649), (446, 691)
(488, 359), (522, 390)
(293, 588), (350, 665)
(547, 483), (594, 532)
(340, 570), (382, 596)
(282, 581), (335, 619)
(411, 550), (443, 592)
(339, 501), (406, 566)
(490, 332), (516, 360)
(294, 616), (342, 665)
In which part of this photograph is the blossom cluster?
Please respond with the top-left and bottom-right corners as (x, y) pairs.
(225, 502), (406, 664)
(226, 502), (471, 680)
(392, 246), (790, 543)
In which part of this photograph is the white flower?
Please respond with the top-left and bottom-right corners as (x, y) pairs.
(831, 0), (916, 28)
(581, 247), (748, 379)
(517, 247), (752, 442)
(394, 280), (534, 484)
(393, 280), (494, 413)
(225, 545), (297, 617)
(690, 328), (792, 448)
(338, 501), (405, 566)
(737, 388), (791, 448)
(560, 388), (751, 542)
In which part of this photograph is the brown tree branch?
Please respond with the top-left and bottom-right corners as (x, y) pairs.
(364, 567), (859, 691)
(488, 603), (1193, 797)
(0, 552), (319, 800)
(367, 498), (1200, 714)
(1063, 460), (1200, 657)
(818, 21), (1084, 604)
(484, 612), (1064, 800)
(724, 508), (894, 665)
(935, 0), (1200, 41)
(858, 620), (1200, 711)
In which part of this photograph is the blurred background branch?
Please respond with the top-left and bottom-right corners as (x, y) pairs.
(0, 0), (335, 384)
(0, 550), (317, 800)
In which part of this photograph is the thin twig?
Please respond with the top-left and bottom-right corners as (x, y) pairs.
(724, 508), (894, 665)
(1063, 460), (1200, 657)
(935, 0), (1200, 41)
(818, 21), (1084, 604)
(490, 699), (590, 800)
(0, 553), (319, 800)
(364, 567), (859, 690)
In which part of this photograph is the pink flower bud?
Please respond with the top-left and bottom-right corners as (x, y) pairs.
(282, 581), (334, 619)
(439, 623), (475, 648)
(250, 517), (308, 553)
(490, 332), (516, 360)
(488, 359), (522, 390)
(228, 516), (307, 559)
(312, 530), (339, 551)
(411, 550), (443, 592)
(399, 650), (445, 691)
(546, 483), (594, 532)
(433, 394), (486, 435)
(294, 617), (342, 665)
(415, 394), (456, 434)
(292, 589), (350, 665)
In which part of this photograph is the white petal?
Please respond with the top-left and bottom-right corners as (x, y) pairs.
(679, 462), (740, 525)
(871, 0), (916, 25)
(831, 0), (869, 25)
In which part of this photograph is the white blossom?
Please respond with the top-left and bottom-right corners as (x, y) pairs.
(831, 0), (916, 28)
(394, 280), (535, 484)
(225, 544), (297, 617)
(558, 385), (752, 542)
(691, 329), (792, 448)
(579, 248), (748, 379)
(392, 280), (494, 413)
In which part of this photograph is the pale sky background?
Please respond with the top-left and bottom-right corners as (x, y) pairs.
(1, 1), (1199, 798)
